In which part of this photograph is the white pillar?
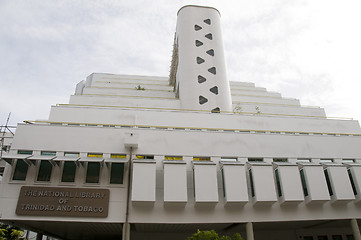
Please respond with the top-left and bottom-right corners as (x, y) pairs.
(246, 222), (254, 240)
(122, 223), (130, 240)
(351, 219), (361, 240)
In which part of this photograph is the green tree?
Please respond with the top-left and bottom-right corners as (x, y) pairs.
(0, 224), (26, 240)
(186, 229), (243, 240)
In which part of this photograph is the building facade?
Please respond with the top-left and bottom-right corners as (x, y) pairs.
(1, 5), (361, 240)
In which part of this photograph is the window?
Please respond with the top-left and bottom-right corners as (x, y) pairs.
(41, 151), (56, 156)
(348, 169), (358, 195)
(196, 57), (205, 64)
(347, 235), (354, 240)
(165, 156), (183, 160)
(248, 158), (263, 162)
(18, 150), (32, 155)
(194, 24), (202, 31)
(221, 157), (237, 162)
(37, 160), (53, 182)
(332, 235), (342, 240)
(275, 169), (282, 197)
(221, 168), (226, 197)
(64, 152), (79, 157)
(136, 155), (154, 160)
(249, 169), (255, 197)
(205, 33), (213, 40)
(300, 169), (309, 196)
(12, 160), (29, 181)
(211, 107), (220, 113)
(208, 67), (216, 75)
(199, 95), (208, 105)
(111, 154), (126, 159)
(88, 153), (103, 158)
(303, 237), (313, 240)
(317, 237), (328, 240)
(198, 75), (206, 84)
(209, 86), (218, 95)
(203, 19), (211, 25)
(324, 169), (333, 196)
(343, 159), (355, 163)
(195, 40), (203, 47)
(320, 159), (333, 163)
(86, 162), (101, 184)
(206, 49), (214, 56)
(297, 158), (311, 163)
(273, 158), (288, 162)
(193, 156), (210, 161)
(110, 163), (124, 184)
(61, 161), (77, 183)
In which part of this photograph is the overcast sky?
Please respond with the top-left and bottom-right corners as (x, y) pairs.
(1, 0), (361, 127)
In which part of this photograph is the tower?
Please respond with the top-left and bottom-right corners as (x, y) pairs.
(170, 5), (232, 113)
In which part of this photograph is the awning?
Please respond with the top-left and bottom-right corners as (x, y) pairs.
(53, 156), (81, 167)
(79, 157), (105, 167)
(1, 153), (32, 165)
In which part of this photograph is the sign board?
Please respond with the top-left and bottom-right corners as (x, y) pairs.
(16, 186), (109, 218)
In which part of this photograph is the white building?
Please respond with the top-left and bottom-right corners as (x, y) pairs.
(1, 5), (361, 240)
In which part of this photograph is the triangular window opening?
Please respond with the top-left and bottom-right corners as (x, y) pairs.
(206, 49), (214, 56)
(208, 67), (216, 75)
(211, 107), (220, 113)
(198, 75), (207, 84)
(210, 86), (218, 95)
(196, 57), (205, 64)
(194, 25), (202, 31)
(204, 19), (211, 25)
(199, 96), (208, 105)
(205, 33), (213, 40)
(195, 40), (203, 47)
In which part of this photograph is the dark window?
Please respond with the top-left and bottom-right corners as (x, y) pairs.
(18, 150), (32, 155)
(248, 158), (263, 162)
(204, 19), (211, 25)
(324, 169), (333, 196)
(195, 40), (203, 47)
(196, 57), (205, 64)
(221, 168), (226, 197)
(275, 168), (282, 197)
(206, 49), (214, 56)
(62, 161), (77, 183)
(205, 33), (213, 40)
(86, 162), (101, 183)
(348, 169), (358, 195)
(303, 237), (313, 240)
(209, 86), (218, 95)
(208, 67), (216, 74)
(300, 169), (309, 196)
(199, 96), (208, 105)
(12, 160), (29, 181)
(198, 75), (207, 83)
(37, 160), (53, 182)
(249, 169), (255, 197)
(136, 155), (154, 160)
(347, 235), (354, 240)
(194, 24), (202, 31)
(41, 151), (56, 156)
(110, 163), (124, 184)
(273, 158), (288, 162)
(317, 236), (328, 240)
(211, 107), (220, 113)
(332, 235), (342, 240)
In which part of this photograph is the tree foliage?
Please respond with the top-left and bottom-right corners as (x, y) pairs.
(186, 229), (243, 240)
(0, 224), (26, 240)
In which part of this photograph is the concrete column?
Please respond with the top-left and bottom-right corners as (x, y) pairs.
(351, 219), (361, 240)
(246, 222), (254, 240)
(122, 223), (130, 240)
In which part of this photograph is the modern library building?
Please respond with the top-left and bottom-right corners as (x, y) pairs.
(1, 5), (361, 240)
